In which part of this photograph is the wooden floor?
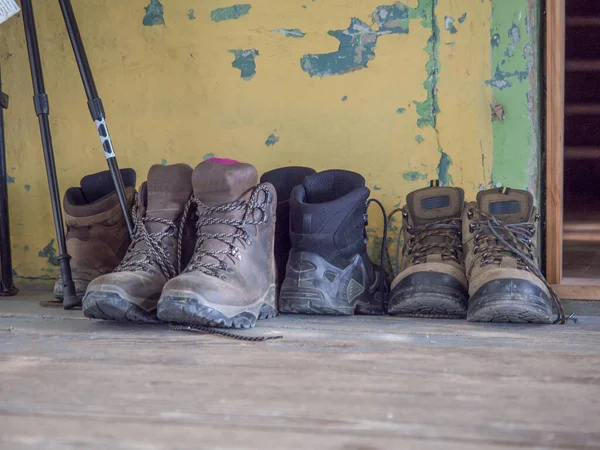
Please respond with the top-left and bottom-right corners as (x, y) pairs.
(1, 293), (600, 449)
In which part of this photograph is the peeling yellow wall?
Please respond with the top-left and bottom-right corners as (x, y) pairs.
(0, 0), (537, 282)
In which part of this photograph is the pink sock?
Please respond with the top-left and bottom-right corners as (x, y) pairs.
(207, 157), (240, 165)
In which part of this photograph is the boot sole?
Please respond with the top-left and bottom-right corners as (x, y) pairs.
(388, 271), (468, 318)
(279, 252), (381, 316)
(467, 278), (552, 324)
(157, 284), (278, 329)
(82, 292), (159, 323)
(388, 287), (468, 318)
(467, 296), (552, 323)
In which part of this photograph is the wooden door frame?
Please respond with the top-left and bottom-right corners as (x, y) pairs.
(546, 0), (600, 300)
(545, 0), (564, 286)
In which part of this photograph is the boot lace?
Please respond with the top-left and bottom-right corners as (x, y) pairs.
(467, 207), (566, 324)
(114, 195), (178, 279)
(401, 214), (463, 266)
(177, 184), (272, 276)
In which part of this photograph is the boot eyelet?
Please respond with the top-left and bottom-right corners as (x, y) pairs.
(226, 267), (235, 274)
(467, 209), (473, 219)
(402, 211), (408, 219)
(165, 251), (171, 257)
(246, 238), (253, 246)
(469, 224), (475, 233)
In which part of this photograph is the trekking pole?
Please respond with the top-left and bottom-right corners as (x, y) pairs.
(0, 66), (17, 296)
(20, 0), (78, 308)
(57, 0), (134, 236)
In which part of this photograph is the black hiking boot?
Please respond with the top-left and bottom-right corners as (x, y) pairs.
(279, 169), (383, 315)
(260, 166), (316, 287)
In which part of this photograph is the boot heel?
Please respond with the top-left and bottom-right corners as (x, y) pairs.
(279, 252), (370, 315)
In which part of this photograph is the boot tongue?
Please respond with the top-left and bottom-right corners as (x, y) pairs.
(146, 164), (193, 221)
(476, 188), (534, 223)
(192, 160), (258, 205)
(406, 185), (464, 225)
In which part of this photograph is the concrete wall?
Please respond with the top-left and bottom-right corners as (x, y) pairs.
(0, 0), (539, 282)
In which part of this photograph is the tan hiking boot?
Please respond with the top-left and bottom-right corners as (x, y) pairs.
(388, 182), (468, 317)
(54, 169), (136, 305)
(464, 187), (564, 324)
(82, 164), (193, 322)
(157, 159), (277, 329)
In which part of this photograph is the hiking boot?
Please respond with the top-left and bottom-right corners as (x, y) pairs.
(54, 169), (136, 307)
(388, 183), (468, 317)
(260, 166), (317, 287)
(157, 160), (278, 329)
(82, 164), (193, 322)
(464, 187), (563, 323)
(279, 169), (382, 315)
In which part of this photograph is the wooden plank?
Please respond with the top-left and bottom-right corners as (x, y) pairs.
(564, 147), (600, 160)
(553, 282), (600, 300)
(566, 17), (600, 26)
(1, 297), (600, 449)
(546, 0), (565, 284)
(565, 104), (600, 115)
(565, 60), (600, 71)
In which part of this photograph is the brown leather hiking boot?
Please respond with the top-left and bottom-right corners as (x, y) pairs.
(388, 183), (468, 318)
(157, 160), (278, 329)
(54, 169), (136, 307)
(82, 164), (193, 322)
(464, 187), (564, 324)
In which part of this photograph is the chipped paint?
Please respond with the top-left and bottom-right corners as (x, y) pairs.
(229, 49), (259, 81)
(188, 9), (196, 20)
(272, 28), (305, 38)
(437, 151), (453, 186)
(24, 184), (30, 191)
(372, 3), (410, 34)
(211, 4), (251, 22)
(415, 135), (424, 144)
(403, 171), (428, 181)
(161, 159), (167, 165)
(341, 96), (348, 102)
(458, 12), (467, 24)
(0, 0), (539, 281)
(301, 3), (410, 78)
(265, 134), (280, 146)
(373, 185), (382, 190)
(413, 0), (440, 129)
(489, 0), (539, 190)
(203, 153), (215, 160)
(445, 16), (457, 34)
(143, 0), (164, 26)
(38, 239), (59, 266)
(7, 175), (14, 183)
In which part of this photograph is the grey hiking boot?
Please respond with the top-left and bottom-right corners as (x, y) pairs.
(279, 170), (384, 315)
(54, 169), (136, 308)
(388, 182), (468, 318)
(260, 166), (316, 288)
(157, 160), (278, 329)
(82, 164), (193, 322)
(464, 187), (565, 324)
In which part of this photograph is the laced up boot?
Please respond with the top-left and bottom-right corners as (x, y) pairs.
(279, 170), (383, 315)
(260, 166), (317, 287)
(388, 182), (468, 317)
(464, 187), (565, 324)
(157, 160), (277, 329)
(54, 169), (136, 308)
(82, 164), (193, 321)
